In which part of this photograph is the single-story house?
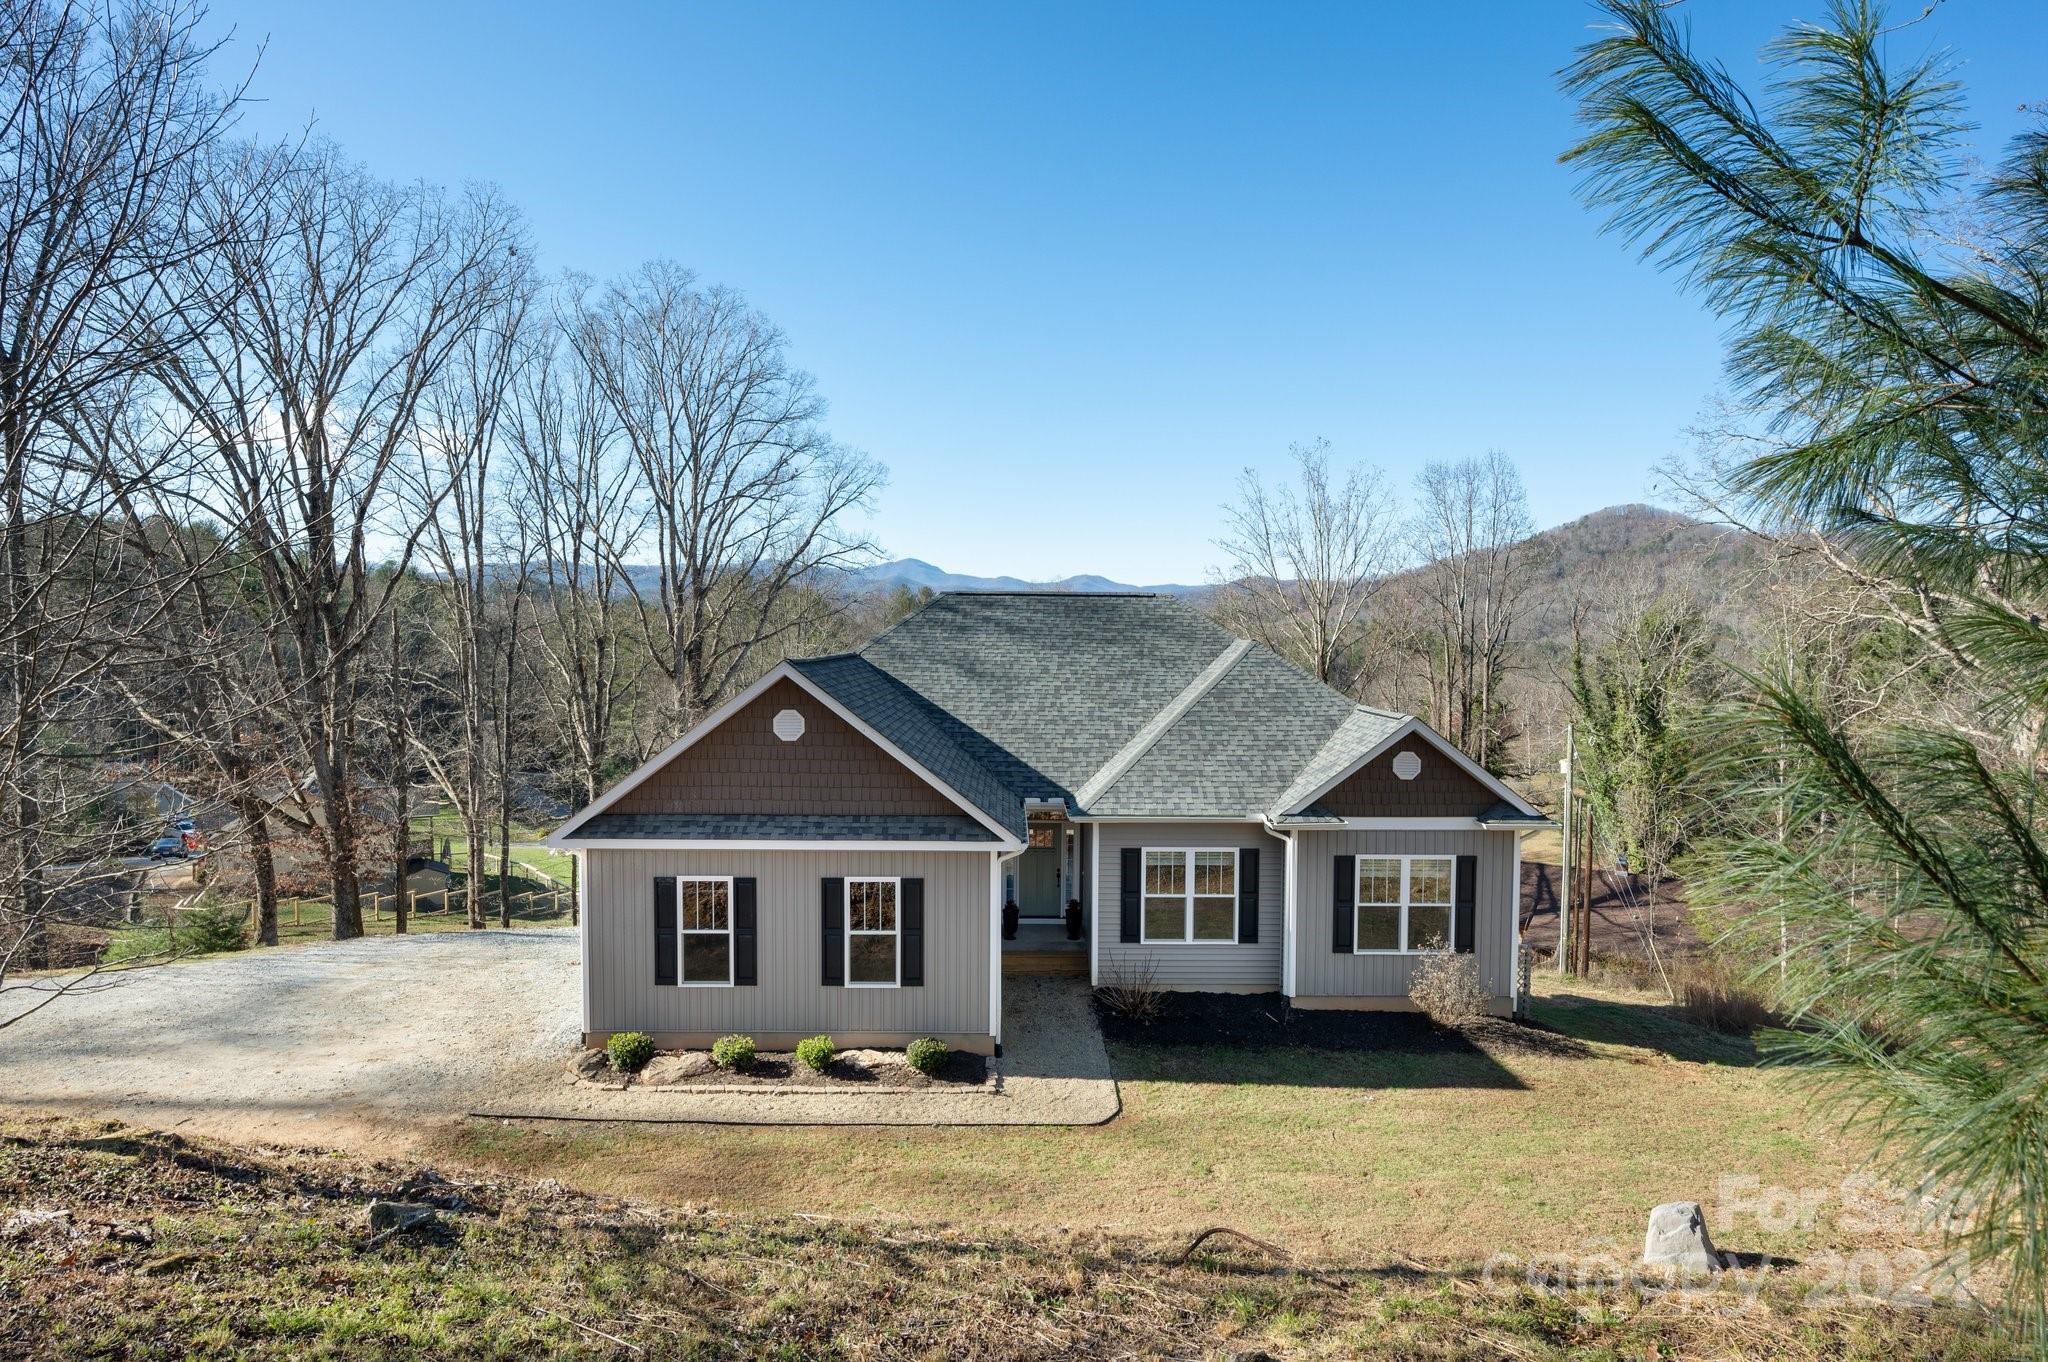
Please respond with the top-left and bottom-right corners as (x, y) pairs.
(546, 592), (1552, 1055)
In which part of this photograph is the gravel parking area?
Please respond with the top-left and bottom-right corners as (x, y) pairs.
(1, 936), (1118, 1144)
(0, 932), (581, 1150)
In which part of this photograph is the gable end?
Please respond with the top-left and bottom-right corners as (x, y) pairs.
(609, 677), (964, 819)
(1318, 740), (1498, 818)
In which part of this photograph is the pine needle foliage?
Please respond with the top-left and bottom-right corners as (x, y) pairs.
(1566, 1), (2048, 1344)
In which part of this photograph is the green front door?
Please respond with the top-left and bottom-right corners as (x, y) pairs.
(1017, 842), (1061, 918)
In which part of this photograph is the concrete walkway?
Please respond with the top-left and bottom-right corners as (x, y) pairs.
(473, 976), (1121, 1127)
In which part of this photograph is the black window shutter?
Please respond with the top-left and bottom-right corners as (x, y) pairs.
(1238, 847), (1260, 943)
(1454, 854), (1477, 954)
(900, 878), (924, 986)
(733, 877), (758, 985)
(653, 876), (677, 985)
(1118, 847), (1141, 943)
(1332, 854), (1355, 953)
(820, 877), (844, 986)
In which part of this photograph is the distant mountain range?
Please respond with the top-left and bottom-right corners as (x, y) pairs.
(840, 558), (1208, 598)
(548, 504), (1750, 620)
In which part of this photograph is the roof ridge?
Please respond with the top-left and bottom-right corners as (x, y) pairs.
(1072, 638), (1253, 810)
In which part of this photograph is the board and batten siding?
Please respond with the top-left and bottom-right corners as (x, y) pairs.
(584, 846), (992, 1050)
(1093, 822), (1284, 990)
(1292, 827), (1517, 1004)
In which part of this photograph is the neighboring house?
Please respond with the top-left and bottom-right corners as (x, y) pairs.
(546, 593), (1552, 1055)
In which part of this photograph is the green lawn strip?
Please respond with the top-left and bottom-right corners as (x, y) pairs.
(439, 980), (1897, 1278)
(0, 1117), (2003, 1361)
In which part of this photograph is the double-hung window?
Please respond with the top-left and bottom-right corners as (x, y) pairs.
(1141, 849), (1237, 943)
(1354, 855), (1454, 953)
(847, 877), (900, 986)
(680, 877), (733, 985)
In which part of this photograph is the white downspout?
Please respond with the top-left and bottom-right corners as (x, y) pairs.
(1263, 820), (1298, 999)
(992, 845), (1026, 1050)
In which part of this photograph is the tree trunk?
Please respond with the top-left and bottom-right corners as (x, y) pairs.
(232, 785), (279, 946)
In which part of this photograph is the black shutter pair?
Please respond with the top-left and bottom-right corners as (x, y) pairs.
(819, 877), (923, 986)
(1328, 853), (1478, 953)
(651, 876), (756, 985)
(1116, 847), (1262, 944)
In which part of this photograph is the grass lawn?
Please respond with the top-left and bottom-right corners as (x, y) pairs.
(0, 1118), (2004, 1362)
(410, 814), (575, 885)
(442, 976), (1944, 1278)
(99, 872), (574, 963)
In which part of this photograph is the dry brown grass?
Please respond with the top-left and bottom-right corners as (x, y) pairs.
(0, 1116), (2005, 1361)
(1673, 955), (1780, 1034)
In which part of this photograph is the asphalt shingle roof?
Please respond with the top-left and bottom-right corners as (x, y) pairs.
(1083, 644), (1370, 818)
(572, 813), (998, 842)
(564, 592), (1528, 843)
(858, 593), (1240, 802)
(787, 653), (1030, 839)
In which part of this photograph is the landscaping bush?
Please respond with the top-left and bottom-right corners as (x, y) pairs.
(710, 1034), (757, 1071)
(177, 902), (248, 954)
(1407, 938), (1488, 1028)
(1095, 959), (1164, 1024)
(794, 1035), (836, 1073)
(904, 1037), (948, 1075)
(606, 1032), (655, 1073)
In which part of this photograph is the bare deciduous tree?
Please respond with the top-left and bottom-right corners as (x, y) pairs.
(152, 143), (524, 940)
(0, 0), (244, 1004)
(1401, 450), (1545, 774)
(572, 264), (882, 732)
(1213, 439), (1398, 691)
(506, 304), (648, 806)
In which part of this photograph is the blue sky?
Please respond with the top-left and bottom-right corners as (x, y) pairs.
(201, 2), (2041, 583)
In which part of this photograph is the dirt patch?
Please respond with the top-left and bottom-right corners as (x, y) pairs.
(571, 1047), (988, 1091)
(1521, 860), (1703, 961)
(1094, 989), (1593, 1059)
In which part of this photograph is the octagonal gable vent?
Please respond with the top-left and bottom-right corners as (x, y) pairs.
(773, 708), (806, 742)
(1391, 750), (1422, 781)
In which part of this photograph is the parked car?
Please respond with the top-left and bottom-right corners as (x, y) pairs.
(148, 835), (187, 860)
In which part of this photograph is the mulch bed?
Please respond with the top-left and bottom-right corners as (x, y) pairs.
(574, 1048), (987, 1091)
(1093, 990), (1592, 1059)
(673, 1051), (987, 1089)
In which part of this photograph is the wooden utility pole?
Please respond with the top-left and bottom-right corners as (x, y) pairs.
(1576, 799), (1595, 974)
(1558, 725), (1574, 974)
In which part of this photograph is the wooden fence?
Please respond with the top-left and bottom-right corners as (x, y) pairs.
(220, 887), (578, 931)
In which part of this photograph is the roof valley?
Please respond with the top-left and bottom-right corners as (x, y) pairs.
(1072, 639), (1252, 811)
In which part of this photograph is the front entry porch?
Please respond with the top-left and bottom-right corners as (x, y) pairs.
(1001, 920), (1087, 977)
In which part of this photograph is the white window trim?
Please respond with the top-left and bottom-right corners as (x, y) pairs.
(1138, 847), (1240, 946)
(846, 875), (902, 988)
(1352, 855), (1457, 955)
(677, 875), (735, 987)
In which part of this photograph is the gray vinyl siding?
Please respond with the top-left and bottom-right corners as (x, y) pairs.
(1292, 828), (1517, 1001)
(1093, 822), (1284, 989)
(584, 846), (991, 1041)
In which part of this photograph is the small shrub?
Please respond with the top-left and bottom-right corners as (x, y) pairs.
(177, 902), (248, 954)
(904, 1037), (948, 1075)
(1407, 937), (1489, 1028)
(794, 1035), (836, 1072)
(1672, 957), (1777, 1035)
(710, 1034), (757, 1071)
(1095, 959), (1165, 1024)
(606, 1031), (654, 1073)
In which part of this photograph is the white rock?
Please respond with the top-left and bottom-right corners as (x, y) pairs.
(1643, 1201), (1724, 1273)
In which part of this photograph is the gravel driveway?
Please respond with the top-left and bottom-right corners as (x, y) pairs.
(0, 934), (1118, 1146)
(0, 932), (580, 1149)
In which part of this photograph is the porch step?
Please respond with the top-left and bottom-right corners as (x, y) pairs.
(1003, 950), (1089, 978)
